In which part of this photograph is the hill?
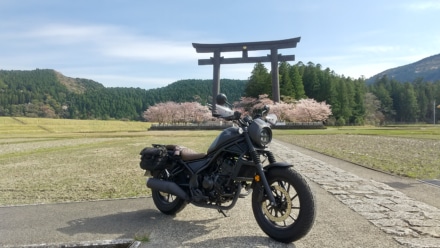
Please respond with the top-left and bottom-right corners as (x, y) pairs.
(0, 69), (246, 120)
(367, 53), (440, 83)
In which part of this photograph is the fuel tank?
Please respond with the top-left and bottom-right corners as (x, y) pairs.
(207, 127), (243, 154)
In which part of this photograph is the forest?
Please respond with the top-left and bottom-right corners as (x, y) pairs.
(243, 61), (440, 125)
(0, 69), (246, 120)
(1, 64), (440, 125)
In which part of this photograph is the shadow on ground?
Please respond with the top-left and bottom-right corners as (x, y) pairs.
(56, 207), (294, 247)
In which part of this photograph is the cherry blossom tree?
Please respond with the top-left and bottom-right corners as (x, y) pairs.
(143, 102), (175, 125)
(144, 96), (332, 125)
(270, 102), (294, 122)
(143, 101), (212, 124)
(289, 99), (332, 122)
(179, 102), (211, 123)
(235, 95), (331, 123)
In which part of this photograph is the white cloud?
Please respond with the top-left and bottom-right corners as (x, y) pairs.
(103, 39), (197, 62)
(402, 1), (440, 11)
(29, 24), (110, 41)
(92, 74), (177, 89)
(25, 24), (198, 63)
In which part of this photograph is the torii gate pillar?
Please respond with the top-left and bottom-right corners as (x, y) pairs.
(193, 37), (300, 109)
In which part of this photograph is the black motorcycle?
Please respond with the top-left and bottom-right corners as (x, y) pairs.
(139, 94), (316, 243)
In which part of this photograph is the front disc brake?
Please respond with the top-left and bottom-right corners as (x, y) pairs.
(262, 185), (292, 222)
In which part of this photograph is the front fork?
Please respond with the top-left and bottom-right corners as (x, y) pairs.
(244, 132), (277, 206)
(255, 161), (277, 205)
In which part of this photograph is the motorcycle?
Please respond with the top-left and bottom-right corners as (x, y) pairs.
(139, 94), (316, 243)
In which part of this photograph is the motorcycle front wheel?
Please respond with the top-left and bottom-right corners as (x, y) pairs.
(151, 170), (187, 215)
(252, 167), (316, 243)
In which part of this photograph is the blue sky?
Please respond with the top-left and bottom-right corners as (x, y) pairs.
(1, 0), (439, 90)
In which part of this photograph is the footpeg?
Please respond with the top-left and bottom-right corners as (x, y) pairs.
(239, 188), (252, 198)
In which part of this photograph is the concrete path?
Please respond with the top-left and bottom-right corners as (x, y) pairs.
(0, 140), (439, 247)
(271, 140), (440, 248)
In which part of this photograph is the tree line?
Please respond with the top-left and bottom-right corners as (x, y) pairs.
(0, 69), (246, 120)
(245, 62), (440, 125)
(1, 66), (439, 124)
(368, 76), (440, 123)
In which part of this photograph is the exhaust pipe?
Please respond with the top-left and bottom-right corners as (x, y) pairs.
(146, 178), (189, 201)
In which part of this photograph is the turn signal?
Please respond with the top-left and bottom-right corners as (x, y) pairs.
(254, 175), (260, 182)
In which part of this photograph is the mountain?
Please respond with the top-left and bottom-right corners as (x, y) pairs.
(0, 69), (247, 120)
(54, 70), (105, 93)
(367, 53), (440, 84)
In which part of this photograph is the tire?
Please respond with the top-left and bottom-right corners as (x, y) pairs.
(151, 170), (187, 215)
(252, 167), (316, 243)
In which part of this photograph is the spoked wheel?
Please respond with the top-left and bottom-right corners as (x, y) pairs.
(151, 170), (187, 215)
(252, 167), (316, 243)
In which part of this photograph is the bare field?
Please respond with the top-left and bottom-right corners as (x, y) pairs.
(1, 117), (439, 206)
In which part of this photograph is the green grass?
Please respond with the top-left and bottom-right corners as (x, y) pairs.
(134, 231), (150, 242)
(0, 117), (438, 206)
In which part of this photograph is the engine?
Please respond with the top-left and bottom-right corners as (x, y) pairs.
(200, 154), (238, 203)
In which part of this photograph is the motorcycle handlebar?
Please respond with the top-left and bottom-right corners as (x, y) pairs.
(208, 103), (273, 125)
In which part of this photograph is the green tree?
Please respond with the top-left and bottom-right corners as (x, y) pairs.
(302, 62), (320, 99)
(351, 79), (366, 125)
(399, 82), (419, 122)
(370, 76), (395, 122)
(290, 64), (306, 99)
(244, 63), (271, 98)
(279, 62), (294, 98)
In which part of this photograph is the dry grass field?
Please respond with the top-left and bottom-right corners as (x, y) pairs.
(275, 132), (440, 179)
(1, 117), (439, 206)
(0, 117), (216, 206)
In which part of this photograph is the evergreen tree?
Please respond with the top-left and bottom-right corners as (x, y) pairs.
(333, 78), (352, 125)
(290, 64), (306, 99)
(279, 62), (294, 98)
(351, 79), (366, 124)
(244, 63), (271, 98)
(370, 76), (395, 122)
(398, 82), (419, 122)
(414, 79), (430, 122)
(302, 62), (320, 99)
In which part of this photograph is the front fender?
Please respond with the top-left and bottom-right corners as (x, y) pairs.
(252, 162), (293, 202)
(263, 161), (292, 171)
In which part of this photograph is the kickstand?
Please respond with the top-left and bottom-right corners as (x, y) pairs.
(218, 209), (229, 217)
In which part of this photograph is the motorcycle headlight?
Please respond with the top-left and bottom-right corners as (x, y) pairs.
(260, 127), (272, 146)
(249, 119), (272, 147)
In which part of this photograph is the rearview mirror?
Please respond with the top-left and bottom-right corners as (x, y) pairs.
(266, 114), (278, 125)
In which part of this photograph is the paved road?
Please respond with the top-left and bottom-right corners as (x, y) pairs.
(1, 140), (439, 247)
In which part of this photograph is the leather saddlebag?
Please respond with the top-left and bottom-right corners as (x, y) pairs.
(139, 145), (169, 171)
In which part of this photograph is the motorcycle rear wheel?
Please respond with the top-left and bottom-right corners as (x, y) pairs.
(151, 170), (187, 215)
(252, 167), (316, 243)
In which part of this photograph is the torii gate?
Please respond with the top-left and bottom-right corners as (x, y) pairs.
(192, 37), (301, 111)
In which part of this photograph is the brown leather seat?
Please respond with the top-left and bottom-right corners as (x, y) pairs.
(180, 147), (206, 161)
(166, 145), (206, 161)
